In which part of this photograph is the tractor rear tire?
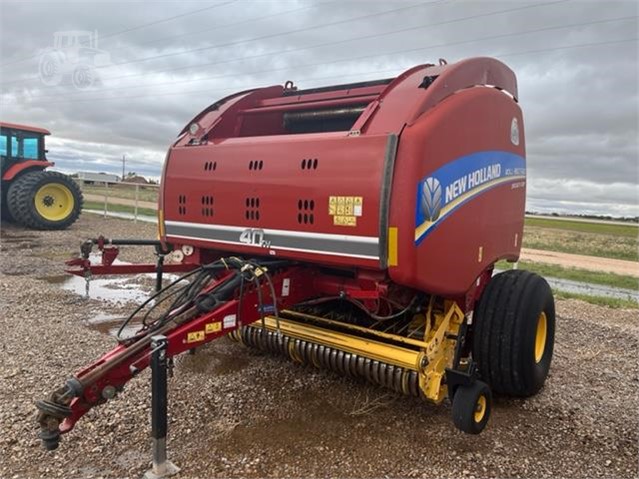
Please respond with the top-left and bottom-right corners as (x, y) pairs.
(472, 269), (555, 397)
(7, 171), (83, 230)
(1, 185), (14, 222)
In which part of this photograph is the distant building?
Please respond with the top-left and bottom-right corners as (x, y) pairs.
(122, 175), (149, 185)
(77, 171), (119, 184)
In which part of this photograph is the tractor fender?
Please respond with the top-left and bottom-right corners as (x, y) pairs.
(2, 160), (54, 181)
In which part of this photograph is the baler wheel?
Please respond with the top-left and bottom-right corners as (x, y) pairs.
(451, 380), (492, 434)
(473, 270), (555, 397)
(7, 171), (83, 230)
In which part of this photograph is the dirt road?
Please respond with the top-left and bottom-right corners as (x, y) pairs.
(1, 216), (637, 478)
(521, 248), (639, 278)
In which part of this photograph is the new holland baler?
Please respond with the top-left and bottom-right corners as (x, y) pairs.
(37, 57), (555, 450)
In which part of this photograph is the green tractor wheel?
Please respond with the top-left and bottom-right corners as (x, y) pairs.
(7, 170), (83, 230)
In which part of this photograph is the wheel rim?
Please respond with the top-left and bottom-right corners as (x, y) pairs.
(34, 183), (74, 221)
(474, 394), (487, 423)
(535, 311), (548, 363)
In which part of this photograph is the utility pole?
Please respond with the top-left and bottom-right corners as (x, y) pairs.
(122, 154), (126, 180)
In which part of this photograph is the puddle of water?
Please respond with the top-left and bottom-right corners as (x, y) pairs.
(545, 276), (639, 301)
(37, 251), (184, 339)
(86, 312), (142, 339)
(495, 269), (639, 302)
(40, 252), (180, 305)
(61, 274), (153, 303)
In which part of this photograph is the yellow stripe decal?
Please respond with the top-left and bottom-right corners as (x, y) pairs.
(388, 226), (398, 267)
(157, 209), (165, 239)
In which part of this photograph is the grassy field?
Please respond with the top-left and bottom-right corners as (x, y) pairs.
(525, 217), (638, 236)
(497, 260), (638, 290)
(497, 260), (638, 309)
(523, 217), (638, 262)
(553, 290), (638, 309)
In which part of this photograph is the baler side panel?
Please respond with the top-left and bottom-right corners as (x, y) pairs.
(163, 134), (391, 269)
(389, 87), (526, 296)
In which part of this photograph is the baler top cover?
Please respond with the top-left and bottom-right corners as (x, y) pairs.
(161, 57), (526, 296)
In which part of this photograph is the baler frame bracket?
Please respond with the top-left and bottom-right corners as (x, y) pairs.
(418, 301), (465, 403)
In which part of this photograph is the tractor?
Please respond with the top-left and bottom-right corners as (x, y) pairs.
(38, 30), (110, 90)
(0, 122), (83, 230)
(36, 58), (555, 452)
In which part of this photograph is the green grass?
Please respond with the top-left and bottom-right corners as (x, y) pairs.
(553, 290), (639, 309)
(523, 223), (639, 262)
(80, 184), (159, 203)
(525, 217), (638, 237)
(83, 201), (157, 218)
(497, 260), (638, 290)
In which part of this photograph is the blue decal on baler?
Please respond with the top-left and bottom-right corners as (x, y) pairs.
(414, 151), (526, 244)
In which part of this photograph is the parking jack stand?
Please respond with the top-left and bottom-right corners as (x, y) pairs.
(143, 335), (179, 479)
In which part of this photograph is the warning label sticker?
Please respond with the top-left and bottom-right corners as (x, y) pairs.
(205, 322), (222, 334)
(328, 196), (362, 227)
(186, 331), (205, 343)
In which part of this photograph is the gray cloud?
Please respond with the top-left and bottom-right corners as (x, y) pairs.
(1, 0), (637, 216)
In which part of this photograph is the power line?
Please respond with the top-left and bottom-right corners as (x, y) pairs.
(12, 0), (578, 99)
(500, 37), (637, 59)
(0, 0), (443, 87)
(93, 1), (238, 42)
(102, 1), (439, 68)
(124, 1), (336, 51)
(0, 1), (333, 81)
(0, 1), (238, 68)
(0, 0), (443, 86)
(21, 13), (635, 103)
(89, 0), (569, 85)
(10, 36), (635, 108)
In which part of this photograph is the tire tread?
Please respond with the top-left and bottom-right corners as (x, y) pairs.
(7, 171), (83, 230)
(473, 269), (554, 397)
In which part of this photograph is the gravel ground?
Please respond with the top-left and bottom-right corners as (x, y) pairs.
(0, 215), (637, 479)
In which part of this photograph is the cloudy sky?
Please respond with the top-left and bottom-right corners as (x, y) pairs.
(1, 0), (637, 216)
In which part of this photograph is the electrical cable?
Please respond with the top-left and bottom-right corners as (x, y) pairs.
(116, 265), (204, 339)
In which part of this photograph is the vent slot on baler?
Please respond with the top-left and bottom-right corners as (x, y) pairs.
(245, 197), (261, 221)
(201, 195), (214, 218)
(297, 198), (315, 225)
(232, 78), (393, 137)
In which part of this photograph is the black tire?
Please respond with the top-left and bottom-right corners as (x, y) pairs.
(452, 380), (492, 434)
(1, 183), (14, 222)
(7, 170), (83, 230)
(473, 269), (555, 397)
